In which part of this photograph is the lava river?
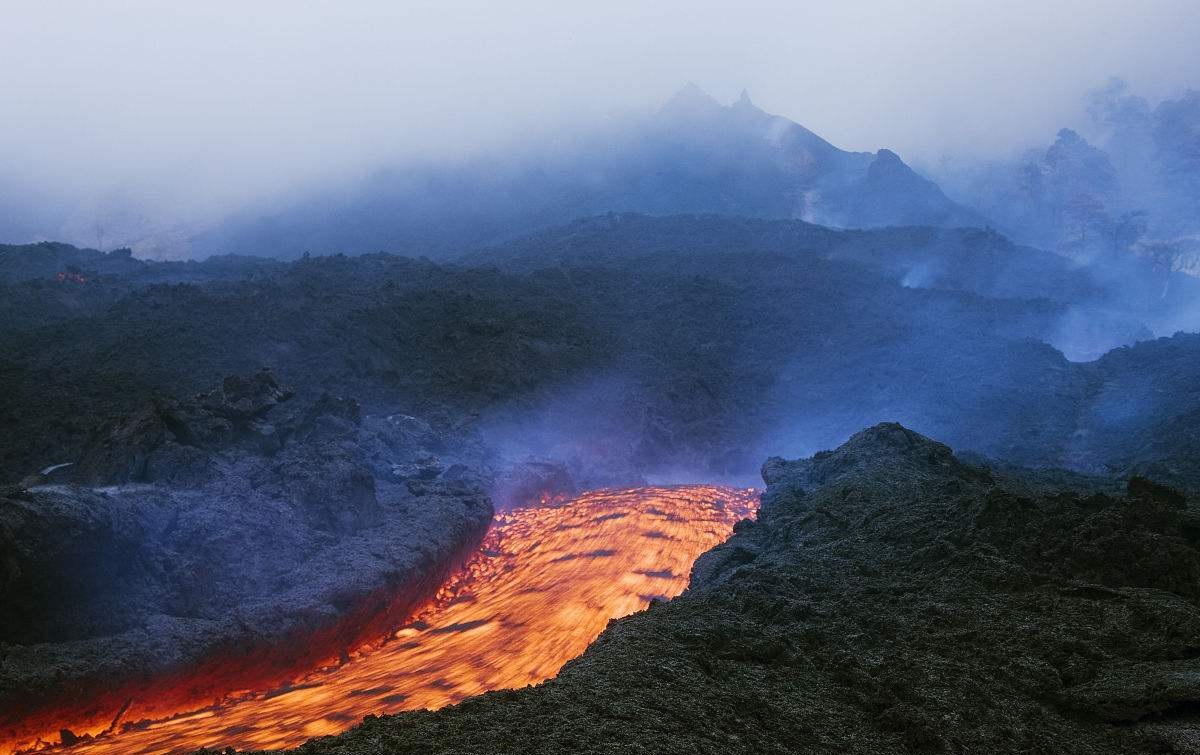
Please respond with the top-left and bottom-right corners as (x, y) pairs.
(7, 485), (758, 755)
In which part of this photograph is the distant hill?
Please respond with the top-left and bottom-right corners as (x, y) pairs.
(473, 212), (1199, 358)
(941, 82), (1200, 271)
(0, 242), (143, 284)
(0, 240), (285, 285)
(189, 85), (988, 258)
(472, 213), (1086, 301)
(4, 217), (1200, 489)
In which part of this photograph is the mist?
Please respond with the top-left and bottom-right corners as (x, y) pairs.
(9, 4), (1200, 753)
(3, 0), (1199, 250)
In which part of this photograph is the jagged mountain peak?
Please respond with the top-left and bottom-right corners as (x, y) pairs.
(660, 81), (723, 117)
(190, 86), (992, 258)
(864, 148), (920, 181)
(660, 83), (767, 122)
(873, 148), (903, 164)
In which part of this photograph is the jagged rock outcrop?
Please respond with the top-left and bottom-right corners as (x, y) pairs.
(490, 459), (577, 509)
(70, 368), (294, 485)
(0, 243), (145, 285)
(269, 423), (1200, 754)
(0, 371), (494, 742)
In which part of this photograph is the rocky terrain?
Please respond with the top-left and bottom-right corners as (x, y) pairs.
(0, 370), (493, 742)
(4, 217), (1199, 493)
(259, 423), (1200, 754)
(0, 241), (285, 286)
(3, 41), (1198, 755)
(3, 212), (1200, 754)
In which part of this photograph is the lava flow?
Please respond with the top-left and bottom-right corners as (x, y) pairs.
(6, 485), (758, 755)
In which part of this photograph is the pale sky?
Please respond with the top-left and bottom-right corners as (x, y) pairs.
(2, 0), (1198, 223)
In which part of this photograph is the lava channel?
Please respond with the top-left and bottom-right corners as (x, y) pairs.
(4, 484), (759, 755)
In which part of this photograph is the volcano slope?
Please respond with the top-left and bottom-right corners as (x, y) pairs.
(259, 423), (1200, 755)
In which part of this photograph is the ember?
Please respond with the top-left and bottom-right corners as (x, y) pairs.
(3, 485), (758, 755)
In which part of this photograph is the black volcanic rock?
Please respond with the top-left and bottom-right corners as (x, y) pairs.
(0, 243), (144, 284)
(0, 241), (286, 286)
(201, 369), (293, 421)
(70, 368), (293, 485)
(0, 373), (495, 731)
(271, 424), (1200, 754)
(490, 458), (577, 509)
(5, 216), (1200, 494)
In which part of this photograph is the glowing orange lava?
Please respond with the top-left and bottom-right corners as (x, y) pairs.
(4, 485), (758, 755)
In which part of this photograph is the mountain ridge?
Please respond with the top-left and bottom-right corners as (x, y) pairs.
(188, 85), (988, 259)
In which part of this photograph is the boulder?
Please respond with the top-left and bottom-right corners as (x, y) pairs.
(491, 459), (576, 509)
(71, 369), (294, 485)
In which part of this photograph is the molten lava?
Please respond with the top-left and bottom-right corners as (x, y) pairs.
(4, 485), (758, 755)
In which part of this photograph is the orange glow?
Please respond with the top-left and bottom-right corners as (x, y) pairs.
(3, 485), (758, 755)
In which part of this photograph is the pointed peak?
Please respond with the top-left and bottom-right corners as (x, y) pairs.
(660, 82), (722, 116)
(874, 148), (904, 164)
(867, 148), (927, 183)
(1055, 128), (1085, 144)
(736, 89), (754, 107)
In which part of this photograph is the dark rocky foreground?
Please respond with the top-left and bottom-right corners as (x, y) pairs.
(0, 371), (493, 734)
(246, 423), (1200, 754)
